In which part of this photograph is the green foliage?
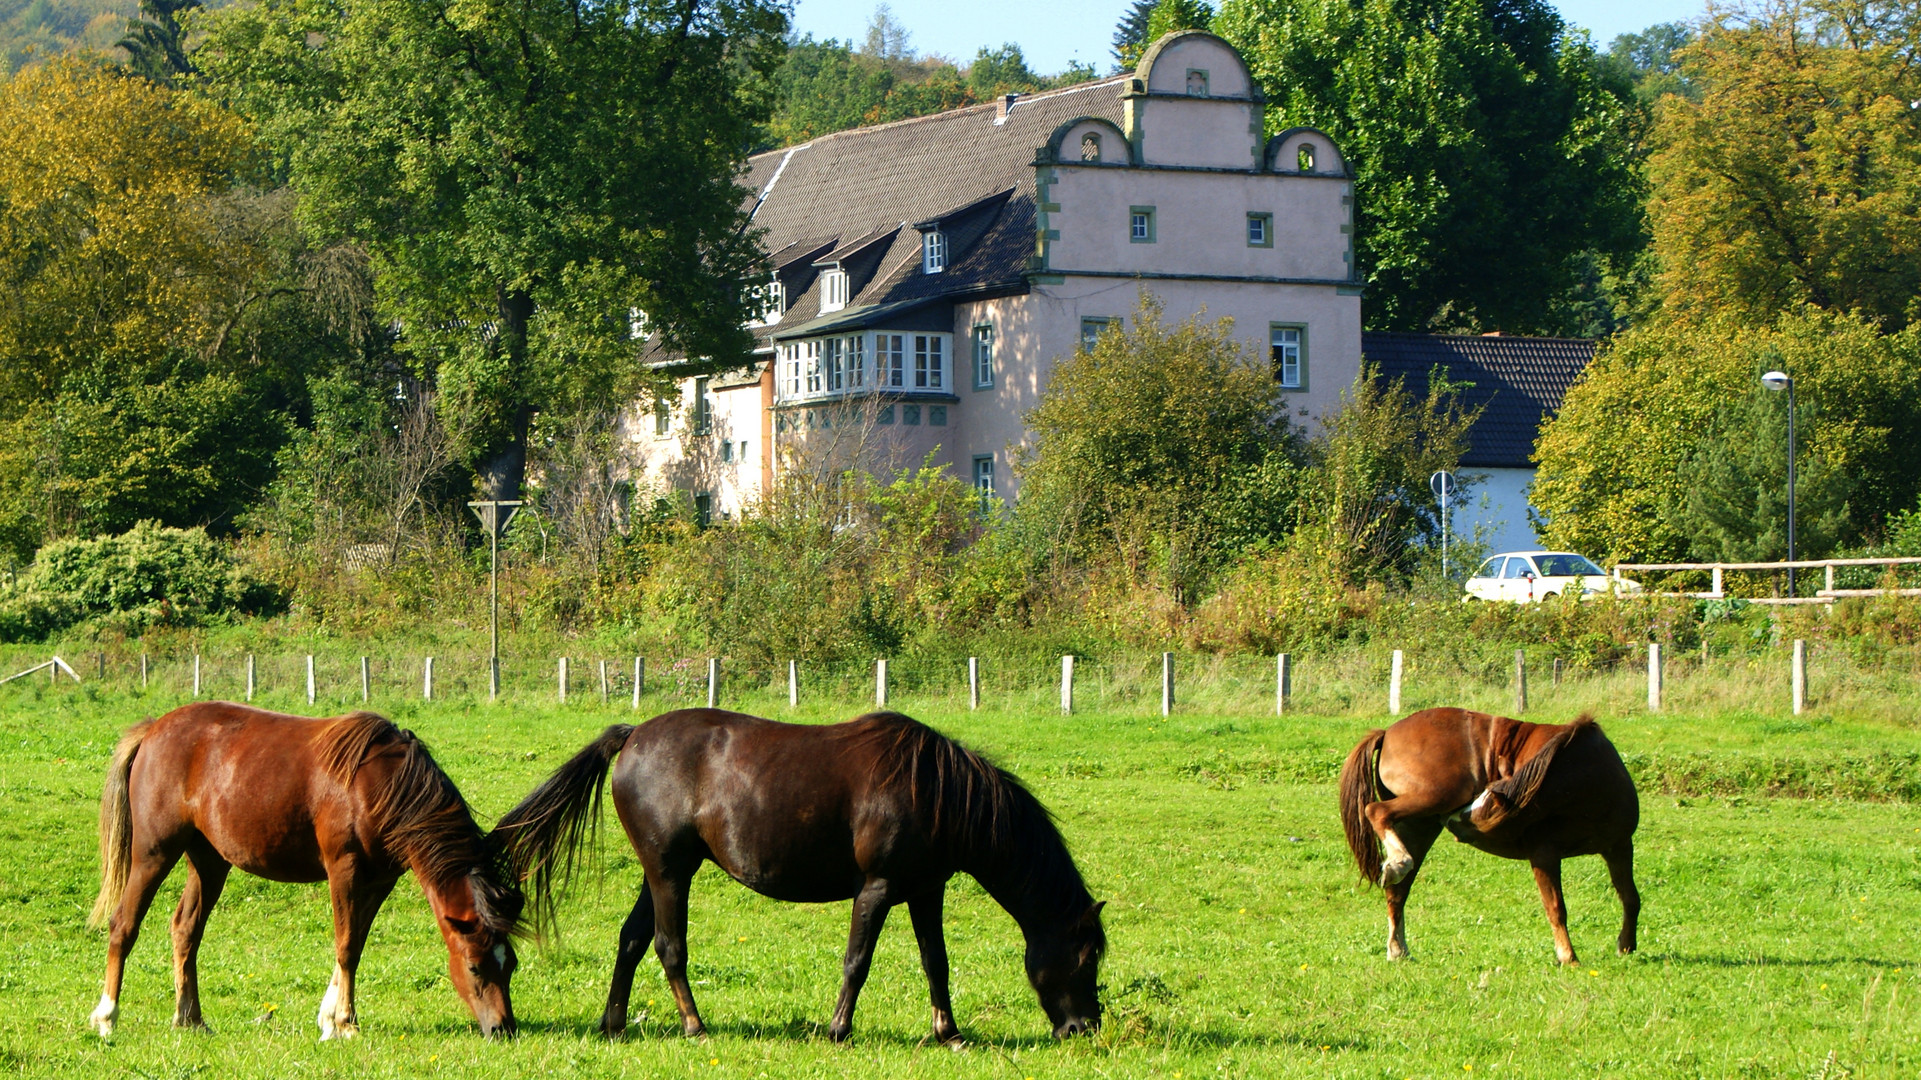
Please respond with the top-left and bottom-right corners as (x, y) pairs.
(0, 0), (128, 73)
(1017, 295), (1297, 602)
(1533, 311), (1921, 561)
(1598, 21), (1697, 105)
(0, 521), (280, 640)
(116, 0), (195, 84)
(1112, 0), (1157, 67)
(1214, 0), (1647, 335)
(198, 0), (788, 493)
(1674, 387), (1853, 562)
(1112, 0), (1212, 68)
(1650, 0), (1921, 330)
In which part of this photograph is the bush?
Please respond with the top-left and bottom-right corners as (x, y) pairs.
(0, 522), (283, 641)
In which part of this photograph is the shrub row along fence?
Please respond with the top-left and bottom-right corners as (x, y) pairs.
(0, 641), (1844, 719)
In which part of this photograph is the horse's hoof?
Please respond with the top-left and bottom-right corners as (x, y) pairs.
(90, 995), (118, 1040)
(828, 1023), (853, 1043)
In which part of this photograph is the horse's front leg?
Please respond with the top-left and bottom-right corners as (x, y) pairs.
(1529, 855), (1578, 966)
(907, 887), (961, 1044)
(829, 879), (894, 1042)
(318, 859), (397, 1040)
(170, 846), (231, 1029)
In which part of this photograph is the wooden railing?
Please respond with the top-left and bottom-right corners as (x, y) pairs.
(1610, 556), (1921, 604)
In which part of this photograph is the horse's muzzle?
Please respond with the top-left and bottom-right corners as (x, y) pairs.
(1054, 1017), (1099, 1039)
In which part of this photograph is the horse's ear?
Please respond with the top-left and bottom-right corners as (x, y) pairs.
(1082, 900), (1106, 925)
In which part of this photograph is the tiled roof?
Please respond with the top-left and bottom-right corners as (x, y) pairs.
(1361, 332), (1597, 469)
(742, 77), (1132, 338)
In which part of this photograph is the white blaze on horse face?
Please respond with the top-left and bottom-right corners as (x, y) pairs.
(1380, 828), (1414, 886)
(90, 992), (118, 1039)
(1469, 789), (1492, 815)
(493, 944), (508, 968)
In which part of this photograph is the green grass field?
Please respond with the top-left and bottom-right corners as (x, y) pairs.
(1, 678), (1917, 1078)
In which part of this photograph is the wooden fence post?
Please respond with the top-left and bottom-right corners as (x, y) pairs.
(1388, 650), (1403, 715)
(1647, 643), (1662, 712)
(1792, 639), (1807, 716)
(1552, 657), (1563, 687)
(600, 659), (609, 705)
(1160, 652), (1174, 717)
(707, 658), (720, 708)
(633, 657), (644, 711)
(424, 656), (435, 701)
(1275, 653), (1291, 715)
(876, 659), (889, 708)
(141, 653), (148, 689)
(246, 655), (255, 702)
(1513, 650), (1527, 715)
(968, 657), (980, 711)
(1060, 655), (1075, 716)
(193, 654), (201, 699)
(788, 660), (799, 708)
(97, 653), (105, 680)
(361, 656), (371, 702)
(306, 655), (315, 705)
(557, 657), (569, 703)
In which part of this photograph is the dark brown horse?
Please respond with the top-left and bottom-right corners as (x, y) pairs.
(1338, 707), (1640, 965)
(88, 703), (523, 1040)
(495, 709), (1106, 1043)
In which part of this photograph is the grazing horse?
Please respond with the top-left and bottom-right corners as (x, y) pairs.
(495, 709), (1106, 1043)
(1338, 708), (1640, 965)
(88, 703), (523, 1040)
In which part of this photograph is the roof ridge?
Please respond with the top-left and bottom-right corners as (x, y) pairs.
(747, 74), (1132, 163)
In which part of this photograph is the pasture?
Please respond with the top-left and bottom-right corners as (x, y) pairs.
(0, 679), (1916, 1078)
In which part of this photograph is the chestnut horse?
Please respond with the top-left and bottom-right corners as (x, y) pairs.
(88, 703), (523, 1039)
(495, 709), (1106, 1043)
(1338, 708), (1640, 965)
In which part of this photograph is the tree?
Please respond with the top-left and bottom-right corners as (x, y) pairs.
(1673, 388), (1853, 562)
(861, 4), (911, 60)
(1113, 0), (1211, 69)
(1214, 0), (1647, 335)
(198, 0), (788, 500)
(118, 0), (198, 85)
(1017, 295), (1297, 601)
(1113, 0), (1157, 67)
(1598, 22), (1698, 104)
(1531, 311), (1921, 561)
(1647, 0), (1921, 330)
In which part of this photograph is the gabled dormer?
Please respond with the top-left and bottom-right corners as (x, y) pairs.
(912, 188), (1016, 278)
(1122, 31), (1265, 170)
(812, 225), (900, 313)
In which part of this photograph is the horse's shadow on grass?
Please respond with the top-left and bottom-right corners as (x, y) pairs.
(503, 1017), (1330, 1052)
(1637, 953), (1913, 969)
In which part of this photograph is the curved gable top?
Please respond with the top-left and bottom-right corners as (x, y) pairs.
(1136, 30), (1260, 100)
(1266, 127), (1350, 177)
(1041, 116), (1130, 165)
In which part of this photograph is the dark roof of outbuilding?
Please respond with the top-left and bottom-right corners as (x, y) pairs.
(740, 77), (1132, 338)
(1361, 332), (1597, 469)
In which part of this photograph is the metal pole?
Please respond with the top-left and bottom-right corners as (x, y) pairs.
(193, 654), (201, 698)
(141, 653), (147, 689)
(968, 657), (980, 711)
(1787, 378), (1797, 596)
(1161, 652), (1174, 717)
(490, 523), (501, 701)
(1276, 653), (1291, 715)
(1441, 491), (1448, 580)
(600, 659), (609, 705)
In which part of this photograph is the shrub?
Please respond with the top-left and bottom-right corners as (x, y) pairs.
(0, 522), (283, 641)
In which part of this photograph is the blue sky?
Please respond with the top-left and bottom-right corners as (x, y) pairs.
(789, 0), (1707, 74)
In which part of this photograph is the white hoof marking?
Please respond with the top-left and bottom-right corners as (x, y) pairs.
(90, 993), (118, 1039)
(1380, 829), (1414, 885)
(316, 967), (343, 1040)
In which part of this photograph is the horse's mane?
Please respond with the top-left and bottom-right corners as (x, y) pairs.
(1471, 713), (1601, 833)
(318, 713), (525, 938)
(842, 712), (1096, 929)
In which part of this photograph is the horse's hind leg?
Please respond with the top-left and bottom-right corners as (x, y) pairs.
(170, 843), (231, 1029)
(93, 847), (180, 1038)
(829, 879), (895, 1042)
(908, 888), (961, 1043)
(599, 882), (657, 1036)
(1603, 839), (1640, 955)
(650, 870), (707, 1038)
(1383, 817), (1443, 960)
(1529, 855), (1578, 966)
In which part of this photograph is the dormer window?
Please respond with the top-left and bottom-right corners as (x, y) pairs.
(821, 268), (849, 313)
(1080, 133), (1101, 162)
(750, 280), (785, 326)
(1185, 69), (1208, 97)
(628, 307), (651, 340)
(922, 231), (947, 274)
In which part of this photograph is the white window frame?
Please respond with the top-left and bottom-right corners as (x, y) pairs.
(821, 268), (849, 313)
(878, 333), (905, 388)
(914, 335), (945, 389)
(751, 280), (786, 326)
(922, 231), (947, 274)
(1081, 316), (1118, 352)
(972, 324), (994, 388)
(1271, 324), (1306, 390)
(973, 455), (994, 508)
(773, 331), (951, 403)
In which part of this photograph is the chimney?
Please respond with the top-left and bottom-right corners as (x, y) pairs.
(998, 93), (1019, 120)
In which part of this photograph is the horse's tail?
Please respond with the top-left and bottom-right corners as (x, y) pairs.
(89, 721), (153, 930)
(1471, 713), (1598, 832)
(491, 723), (634, 934)
(1338, 729), (1387, 886)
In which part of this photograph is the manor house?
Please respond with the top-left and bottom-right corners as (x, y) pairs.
(633, 30), (1362, 521)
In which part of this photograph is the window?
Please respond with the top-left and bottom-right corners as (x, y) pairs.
(1502, 557), (1534, 579)
(1270, 325), (1305, 390)
(922, 231), (947, 274)
(821, 268), (849, 313)
(629, 307), (651, 340)
(693, 493), (712, 528)
(914, 335), (944, 389)
(653, 396), (671, 436)
(804, 341), (822, 394)
(781, 343), (802, 397)
(1080, 132), (1101, 162)
(751, 280), (785, 325)
(692, 377), (712, 434)
(1081, 317), (1118, 352)
(972, 324), (994, 388)
(973, 455), (994, 509)
(721, 440), (733, 463)
(1298, 143), (1316, 172)
(1185, 69), (1209, 97)
(1247, 213), (1272, 248)
(1474, 557), (1505, 580)
(1537, 554), (1607, 577)
(877, 334), (905, 387)
(1130, 206), (1155, 244)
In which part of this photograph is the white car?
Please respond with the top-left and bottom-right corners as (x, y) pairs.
(1463, 551), (1639, 603)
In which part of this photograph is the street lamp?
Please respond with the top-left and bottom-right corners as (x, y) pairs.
(1761, 369), (1795, 594)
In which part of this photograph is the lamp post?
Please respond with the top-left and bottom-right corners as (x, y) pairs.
(1761, 369), (1795, 595)
(467, 500), (523, 700)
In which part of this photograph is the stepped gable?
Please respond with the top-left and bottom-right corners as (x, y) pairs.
(1361, 332), (1597, 469)
(742, 76), (1131, 334)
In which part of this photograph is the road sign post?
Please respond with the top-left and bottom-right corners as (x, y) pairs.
(1430, 471), (1456, 579)
(468, 500), (523, 702)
